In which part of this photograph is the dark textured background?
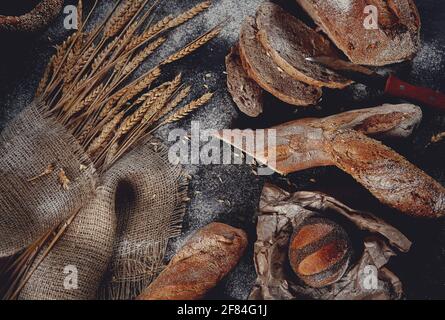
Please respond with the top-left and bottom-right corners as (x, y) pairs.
(0, 0), (444, 299)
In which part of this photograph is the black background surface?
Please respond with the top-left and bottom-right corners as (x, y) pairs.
(0, 0), (444, 300)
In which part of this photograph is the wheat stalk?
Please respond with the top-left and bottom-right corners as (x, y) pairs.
(168, 1), (211, 29)
(162, 26), (221, 66)
(3, 0), (219, 299)
(125, 15), (173, 51)
(35, 56), (55, 98)
(160, 92), (214, 126)
(119, 67), (161, 103)
(64, 84), (105, 121)
(151, 85), (191, 125)
(87, 111), (125, 156)
(142, 74), (182, 123)
(104, 0), (141, 38)
(66, 45), (96, 84)
(122, 37), (166, 76)
(77, 0), (83, 29)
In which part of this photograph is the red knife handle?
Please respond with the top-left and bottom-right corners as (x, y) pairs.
(385, 74), (445, 111)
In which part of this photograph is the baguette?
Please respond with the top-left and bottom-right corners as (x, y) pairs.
(136, 223), (248, 300)
(324, 129), (445, 218)
(215, 104), (445, 218)
(256, 1), (352, 89)
(239, 16), (322, 106)
(216, 104), (422, 175)
(295, 0), (421, 66)
(226, 45), (264, 117)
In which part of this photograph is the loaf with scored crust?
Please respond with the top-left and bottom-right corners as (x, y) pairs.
(295, 0), (421, 66)
(289, 216), (353, 288)
(136, 223), (248, 300)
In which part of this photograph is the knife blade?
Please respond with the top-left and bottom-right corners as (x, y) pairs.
(307, 56), (445, 111)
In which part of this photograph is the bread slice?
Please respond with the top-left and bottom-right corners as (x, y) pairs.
(295, 0), (421, 66)
(256, 2), (352, 89)
(225, 45), (264, 117)
(239, 16), (322, 106)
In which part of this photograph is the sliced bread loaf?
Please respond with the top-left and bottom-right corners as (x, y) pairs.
(239, 16), (322, 106)
(256, 1), (352, 89)
(295, 0), (421, 66)
(226, 45), (264, 117)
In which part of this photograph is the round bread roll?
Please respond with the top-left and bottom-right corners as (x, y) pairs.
(288, 216), (352, 288)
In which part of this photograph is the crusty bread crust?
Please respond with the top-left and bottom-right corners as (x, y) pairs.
(239, 16), (322, 106)
(226, 45), (264, 117)
(137, 223), (248, 300)
(289, 217), (352, 288)
(295, 0), (421, 66)
(325, 129), (445, 218)
(256, 2), (352, 89)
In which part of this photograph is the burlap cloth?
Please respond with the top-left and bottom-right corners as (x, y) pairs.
(0, 103), (187, 300)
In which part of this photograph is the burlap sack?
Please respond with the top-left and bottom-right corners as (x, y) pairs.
(0, 102), (97, 258)
(1, 103), (187, 300)
(98, 143), (187, 300)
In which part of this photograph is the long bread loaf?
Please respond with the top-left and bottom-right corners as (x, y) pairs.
(137, 223), (248, 300)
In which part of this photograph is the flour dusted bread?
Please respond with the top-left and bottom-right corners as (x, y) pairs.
(226, 45), (264, 117)
(295, 0), (421, 66)
(256, 2), (352, 88)
(288, 216), (352, 288)
(137, 223), (248, 300)
(325, 129), (445, 218)
(239, 16), (322, 106)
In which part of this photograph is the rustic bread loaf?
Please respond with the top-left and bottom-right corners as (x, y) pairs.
(256, 1), (352, 89)
(295, 0), (421, 66)
(136, 223), (248, 300)
(0, 0), (63, 33)
(317, 103), (422, 138)
(325, 129), (445, 218)
(239, 16), (322, 106)
(215, 103), (423, 176)
(226, 45), (264, 117)
(288, 216), (352, 288)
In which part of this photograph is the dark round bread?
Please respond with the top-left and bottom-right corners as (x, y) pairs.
(288, 216), (352, 288)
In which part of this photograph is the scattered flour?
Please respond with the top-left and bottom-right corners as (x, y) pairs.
(327, 0), (352, 12)
(411, 40), (445, 86)
(200, 0), (263, 44)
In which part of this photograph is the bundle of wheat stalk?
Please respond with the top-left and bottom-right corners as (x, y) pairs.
(0, 0), (219, 300)
(37, 0), (217, 172)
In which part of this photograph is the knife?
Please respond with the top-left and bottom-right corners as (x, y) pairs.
(307, 56), (445, 111)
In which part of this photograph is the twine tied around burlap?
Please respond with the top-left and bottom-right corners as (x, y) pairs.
(0, 102), (188, 300)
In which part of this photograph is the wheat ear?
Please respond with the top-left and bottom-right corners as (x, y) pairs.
(104, 0), (142, 38)
(122, 37), (166, 76)
(151, 85), (191, 125)
(161, 26), (221, 66)
(77, 0), (83, 28)
(161, 92), (214, 126)
(35, 56), (55, 98)
(87, 111), (125, 155)
(168, 1), (211, 29)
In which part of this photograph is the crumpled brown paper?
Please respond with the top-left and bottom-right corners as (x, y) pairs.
(249, 183), (411, 300)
